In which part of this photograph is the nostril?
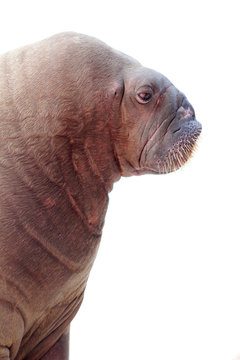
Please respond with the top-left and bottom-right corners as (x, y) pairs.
(178, 106), (194, 120)
(181, 97), (195, 117)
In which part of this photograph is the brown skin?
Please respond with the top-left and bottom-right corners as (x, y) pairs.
(40, 328), (69, 360)
(0, 32), (201, 360)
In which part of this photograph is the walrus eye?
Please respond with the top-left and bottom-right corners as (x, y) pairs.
(136, 91), (153, 104)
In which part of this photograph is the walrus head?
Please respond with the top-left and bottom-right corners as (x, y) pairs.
(112, 67), (202, 176)
(28, 32), (201, 181)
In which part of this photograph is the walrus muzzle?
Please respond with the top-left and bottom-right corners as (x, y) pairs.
(139, 91), (201, 174)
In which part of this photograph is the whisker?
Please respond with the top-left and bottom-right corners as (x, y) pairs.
(157, 129), (201, 173)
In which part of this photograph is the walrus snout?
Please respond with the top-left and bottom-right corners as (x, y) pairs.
(170, 97), (197, 135)
(139, 94), (202, 175)
(157, 99), (202, 173)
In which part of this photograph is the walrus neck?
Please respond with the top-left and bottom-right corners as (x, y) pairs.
(72, 126), (122, 193)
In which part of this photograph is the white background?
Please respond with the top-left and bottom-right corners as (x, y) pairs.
(1, 1), (240, 359)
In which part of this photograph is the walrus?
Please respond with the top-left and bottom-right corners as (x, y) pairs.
(0, 32), (201, 360)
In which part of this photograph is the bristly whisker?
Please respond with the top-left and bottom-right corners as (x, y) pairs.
(157, 128), (201, 174)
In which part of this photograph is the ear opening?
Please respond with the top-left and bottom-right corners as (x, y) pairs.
(109, 77), (125, 105)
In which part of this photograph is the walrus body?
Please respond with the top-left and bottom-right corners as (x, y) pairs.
(0, 33), (201, 359)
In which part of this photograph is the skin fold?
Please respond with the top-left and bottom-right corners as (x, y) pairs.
(0, 32), (201, 359)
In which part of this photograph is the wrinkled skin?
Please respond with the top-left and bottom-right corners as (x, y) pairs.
(115, 68), (201, 176)
(0, 33), (201, 360)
